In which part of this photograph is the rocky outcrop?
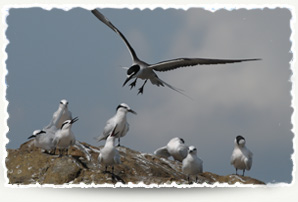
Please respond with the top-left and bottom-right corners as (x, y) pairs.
(5, 140), (265, 186)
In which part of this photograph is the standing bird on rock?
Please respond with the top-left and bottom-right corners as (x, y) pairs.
(28, 99), (69, 154)
(96, 103), (137, 146)
(53, 117), (79, 156)
(28, 129), (56, 154)
(91, 9), (260, 95)
(98, 124), (121, 174)
(230, 135), (253, 176)
(44, 99), (72, 130)
(182, 145), (203, 183)
(154, 137), (188, 162)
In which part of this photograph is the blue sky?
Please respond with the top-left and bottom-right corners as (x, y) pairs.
(5, 7), (293, 183)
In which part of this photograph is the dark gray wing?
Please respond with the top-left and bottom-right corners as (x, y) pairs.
(150, 58), (261, 72)
(91, 9), (139, 62)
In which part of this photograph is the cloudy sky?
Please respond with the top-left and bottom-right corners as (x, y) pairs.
(5, 7), (293, 184)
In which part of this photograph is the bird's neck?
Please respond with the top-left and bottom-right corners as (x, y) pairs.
(116, 110), (127, 119)
(105, 138), (116, 147)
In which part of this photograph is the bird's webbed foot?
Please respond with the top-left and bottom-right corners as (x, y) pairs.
(129, 79), (137, 89)
(137, 80), (148, 95)
(137, 87), (144, 95)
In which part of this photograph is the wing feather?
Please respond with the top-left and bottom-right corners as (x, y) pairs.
(91, 9), (139, 62)
(150, 58), (261, 72)
(154, 146), (171, 158)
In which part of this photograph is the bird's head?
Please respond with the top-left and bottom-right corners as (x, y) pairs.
(188, 146), (197, 155)
(28, 130), (46, 139)
(122, 64), (140, 86)
(59, 99), (69, 108)
(116, 103), (137, 115)
(236, 135), (246, 146)
(60, 117), (79, 129)
(179, 137), (185, 144)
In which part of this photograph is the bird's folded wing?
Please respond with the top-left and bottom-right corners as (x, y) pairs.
(230, 152), (236, 165)
(154, 146), (171, 158)
(74, 141), (91, 161)
(150, 58), (260, 72)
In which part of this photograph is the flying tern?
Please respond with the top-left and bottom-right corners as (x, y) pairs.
(230, 135), (253, 176)
(182, 145), (203, 183)
(91, 9), (260, 95)
(154, 137), (188, 162)
(98, 124), (121, 174)
(53, 117), (79, 156)
(96, 103), (136, 146)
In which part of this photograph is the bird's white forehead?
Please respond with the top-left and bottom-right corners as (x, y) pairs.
(120, 103), (130, 109)
(189, 145), (196, 151)
(60, 99), (68, 105)
(33, 130), (42, 135)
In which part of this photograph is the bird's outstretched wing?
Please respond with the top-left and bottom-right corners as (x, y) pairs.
(91, 9), (139, 62)
(150, 58), (261, 72)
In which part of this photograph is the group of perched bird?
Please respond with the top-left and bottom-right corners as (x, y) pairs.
(27, 9), (258, 184)
(154, 135), (253, 181)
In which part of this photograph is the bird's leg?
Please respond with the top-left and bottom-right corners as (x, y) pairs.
(112, 166), (114, 174)
(187, 175), (190, 184)
(243, 169), (245, 176)
(138, 79), (148, 95)
(58, 149), (63, 157)
(104, 165), (108, 173)
(129, 78), (137, 89)
(51, 148), (56, 155)
(235, 168), (238, 175)
(195, 176), (198, 183)
(117, 137), (121, 147)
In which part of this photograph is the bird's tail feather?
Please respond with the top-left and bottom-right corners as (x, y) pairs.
(74, 141), (92, 161)
(155, 77), (193, 100)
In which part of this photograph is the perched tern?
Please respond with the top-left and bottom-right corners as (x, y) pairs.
(98, 124), (121, 174)
(154, 137), (188, 162)
(53, 117), (79, 156)
(96, 103), (136, 146)
(230, 135), (253, 176)
(91, 9), (260, 95)
(28, 129), (56, 154)
(182, 145), (203, 183)
(29, 99), (69, 154)
(44, 99), (72, 130)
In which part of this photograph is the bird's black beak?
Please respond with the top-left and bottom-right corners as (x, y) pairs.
(128, 109), (137, 115)
(28, 135), (35, 139)
(71, 116), (79, 124)
(122, 74), (134, 87)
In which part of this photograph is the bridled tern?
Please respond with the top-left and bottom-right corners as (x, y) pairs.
(154, 137), (188, 162)
(96, 103), (136, 146)
(182, 145), (203, 183)
(98, 124), (121, 174)
(44, 99), (72, 130)
(29, 99), (69, 155)
(53, 117), (79, 156)
(28, 129), (56, 154)
(91, 9), (260, 95)
(230, 135), (253, 176)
